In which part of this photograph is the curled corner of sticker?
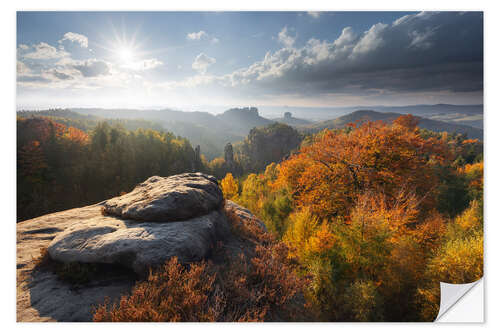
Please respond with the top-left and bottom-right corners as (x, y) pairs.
(435, 278), (483, 322)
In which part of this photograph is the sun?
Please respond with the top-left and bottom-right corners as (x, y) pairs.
(118, 47), (134, 64)
(97, 25), (151, 68)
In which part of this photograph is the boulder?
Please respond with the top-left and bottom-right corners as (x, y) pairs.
(46, 173), (229, 275)
(16, 173), (264, 321)
(225, 200), (267, 231)
(103, 173), (223, 222)
(47, 209), (229, 275)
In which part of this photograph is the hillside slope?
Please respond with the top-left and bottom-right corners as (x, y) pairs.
(300, 110), (483, 140)
(68, 107), (274, 159)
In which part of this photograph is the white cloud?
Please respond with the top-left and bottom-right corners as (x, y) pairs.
(18, 44), (30, 50)
(278, 26), (296, 48)
(59, 32), (89, 48)
(192, 53), (216, 74)
(352, 23), (388, 55)
(123, 58), (163, 71)
(23, 42), (69, 59)
(72, 59), (110, 77)
(187, 31), (208, 40)
(333, 27), (357, 47)
(187, 30), (220, 45)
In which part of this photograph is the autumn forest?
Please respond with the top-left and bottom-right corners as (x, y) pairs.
(17, 110), (483, 321)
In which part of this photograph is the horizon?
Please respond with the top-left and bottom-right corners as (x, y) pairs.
(15, 102), (485, 122)
(17, 11), (483, 110)
(15, 102), (485, 111)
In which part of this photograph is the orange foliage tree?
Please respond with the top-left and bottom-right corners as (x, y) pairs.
(274, 116), (451, 220)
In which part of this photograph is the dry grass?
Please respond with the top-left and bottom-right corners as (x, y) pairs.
(93, 203), (312, 322)
(93, 257), (217, 322)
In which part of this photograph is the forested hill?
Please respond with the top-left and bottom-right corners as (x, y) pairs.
(17, 109), (166, 133)
(68, 107), (274, 160)
(16, 117), (200, 221)
(18, 107), (483, 160)
(299, 110), (483, 140)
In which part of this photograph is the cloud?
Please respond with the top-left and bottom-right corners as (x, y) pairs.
(48, 69), (74, 80)
(23, 42), (69, 59)
(278, 27), (296, 48)
(59, 32), (89, 48)
(408, 27), (437, 50)
(187, 31), (208, 40)
(192, 53), (216, 74)
(72, 59), (110, 77)
(17, 11), (483, 106)
(214, 11), (483, 96)
(333, 27), (357, 47)
(122, 58), (163, 71)
(351, 23), (388, 55)
(187, 30), (220, 44)
(307, 12), (321, 19)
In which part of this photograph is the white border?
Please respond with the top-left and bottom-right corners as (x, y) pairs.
(3, 1), (499, 332)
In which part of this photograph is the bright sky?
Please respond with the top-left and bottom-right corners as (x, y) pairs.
(16, 11), (483, 111)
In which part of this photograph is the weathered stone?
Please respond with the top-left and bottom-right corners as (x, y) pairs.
(47, 209), (230, 275)
(103, 173), (223, 222)
(17, 204), (135, 322)
(16, 173), (263, 322)
(225, 200), (267, 231)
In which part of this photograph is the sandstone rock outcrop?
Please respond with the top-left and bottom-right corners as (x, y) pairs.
(102, 173), (223, 221)
(16, 173), (262, 321)
(47, 173), (228, 275)
(47, 209), (229, 275)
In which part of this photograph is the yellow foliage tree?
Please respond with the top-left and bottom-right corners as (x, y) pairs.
(416, 200), (483, 321)
(221, 173), (239, 200)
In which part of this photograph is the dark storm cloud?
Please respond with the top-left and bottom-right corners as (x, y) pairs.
(224, 11), (483, 96)
(72, 59), (110, 77)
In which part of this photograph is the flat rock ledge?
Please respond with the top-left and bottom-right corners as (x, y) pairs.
(16, 173), (263, 322)
(47, 209), (229, 275)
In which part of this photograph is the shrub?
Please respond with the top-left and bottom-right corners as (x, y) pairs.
(93, 257), (216, 322)
(93, 205), (310, 322)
